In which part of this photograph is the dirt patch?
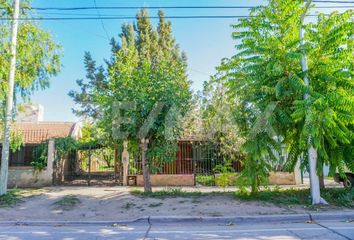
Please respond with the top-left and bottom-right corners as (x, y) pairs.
(0, 186), (351, 221)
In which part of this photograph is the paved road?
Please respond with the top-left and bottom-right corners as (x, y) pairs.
(0, 220), (353, 240)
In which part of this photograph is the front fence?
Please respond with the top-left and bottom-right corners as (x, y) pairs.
(58, 141), (242, 186)
(128, 141), (242, 176)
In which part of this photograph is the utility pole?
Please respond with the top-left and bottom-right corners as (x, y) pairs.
(299, 0), (327, 205)
(0, 0), (20, 196)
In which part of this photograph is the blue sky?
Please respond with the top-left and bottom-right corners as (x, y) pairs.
(28, 0), (263, 122)
(28, 0), (351, 122)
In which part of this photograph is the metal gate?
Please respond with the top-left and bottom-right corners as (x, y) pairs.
(57, 145), (121, 186)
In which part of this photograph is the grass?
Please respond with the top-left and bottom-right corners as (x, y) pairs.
(0, 189), (24, 208)
(235, 187), (354, 208)
(0, 188), (45, 208)
(130, 187), (204, 199)
(54, 195), (81, 210)
(98, 166), (115, 171)
(322, 188), (354, 208)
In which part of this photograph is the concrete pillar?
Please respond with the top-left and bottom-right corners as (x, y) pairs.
(122, 141), (129, 186)
(47, 139), (55, 175)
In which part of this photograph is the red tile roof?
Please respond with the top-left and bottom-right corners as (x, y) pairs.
(12, 122), (78, 144)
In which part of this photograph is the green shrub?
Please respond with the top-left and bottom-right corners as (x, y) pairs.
(196, 175), (215, 186)
(322, 188), (354, 208)
(235, 187), (354, 208)
(215, 173), (236, 189)
(0, 190), (23, 208)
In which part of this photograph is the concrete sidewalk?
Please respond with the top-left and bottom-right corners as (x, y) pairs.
(0, 212), (353, 226)
(0, 215), (353, 240)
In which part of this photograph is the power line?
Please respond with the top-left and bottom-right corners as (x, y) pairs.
(8, 4), (354, 11)
(33, 6), (354, 17)
(15, 6), (262, 10)
(189, 68), (211, 77)
(34, 12), (131, 17)
(93, 0), (110, 41)
(313, 0), (354, 3)
(0, 14), (330, 21)
(0, 16), (255, 21)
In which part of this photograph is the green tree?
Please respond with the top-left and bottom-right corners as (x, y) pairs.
(68, 52), (106, 120)
(201, 72), (244, 162)
(0, 0), (61, 119)
(216, 0), (353, 200)
(0, 0), (61, 195)
(70, 10), (191, 192)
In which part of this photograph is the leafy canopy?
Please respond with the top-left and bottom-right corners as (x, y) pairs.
(0, 0), (61, 120)
(70, 10), (192, 164)
(215, 0), (354, 192)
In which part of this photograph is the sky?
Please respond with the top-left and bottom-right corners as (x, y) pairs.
(27, 0), (352, 122)
(28, 0), (262, 122)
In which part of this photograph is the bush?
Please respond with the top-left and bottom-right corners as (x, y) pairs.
(196, 175), (215, 186)
(322, 188), (354, 208)
(215, 173), (237, 189)
(0, 190), (23, 208)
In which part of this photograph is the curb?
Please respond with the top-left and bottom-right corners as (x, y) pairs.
(310, 212), (354, 221)
(149, 214), (310, 224)
(0, 217), (149, 226)
(0, 213), (352, 226)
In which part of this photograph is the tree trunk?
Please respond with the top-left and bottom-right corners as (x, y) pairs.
(0, 0), (20, 196)
(319, 172), (325, 189)
(308, 146), (327, 204)
(140, 138), (151, 192)
(102, 151), (112, 168)
(142, 149), (152, 192)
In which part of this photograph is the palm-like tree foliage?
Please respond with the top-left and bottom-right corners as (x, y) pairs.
(216, 0), (353, 192)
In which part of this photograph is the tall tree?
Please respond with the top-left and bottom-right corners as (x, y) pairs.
(68, 52), (106, 120)
(215, 0), (354, 201)
(0, 0), (61, 195)
(0, 1), (61, 118)
(201, 71), (244, 162)
(292, 8), (354, 199)
(70, 10), (191, 192)
(298, 0), (326, 204)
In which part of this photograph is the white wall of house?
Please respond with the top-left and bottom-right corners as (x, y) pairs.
(8, 139), (55, 188)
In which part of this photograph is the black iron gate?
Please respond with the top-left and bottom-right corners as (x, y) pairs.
(57, 145), (121, 186)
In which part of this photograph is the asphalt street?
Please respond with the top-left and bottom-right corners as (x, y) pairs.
(0, 219), (353, 240)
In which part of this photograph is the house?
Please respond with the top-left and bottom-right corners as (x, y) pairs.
(1, 104), (300, 188)
(0, 104), (81, 188)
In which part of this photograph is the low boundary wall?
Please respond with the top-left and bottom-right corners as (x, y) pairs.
(8, 167), (52, 188)
(268, 171), (300, 185)
(133, 174), (195, 186)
